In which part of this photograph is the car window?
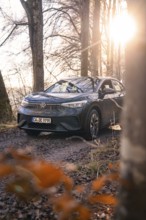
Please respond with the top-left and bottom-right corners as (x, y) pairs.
(70, 78), (94, 93)
(112, 80), (124, 92)
(100, 80), (113, 92)
(45, 80), (82, 93)
(45, 78), (100, 93)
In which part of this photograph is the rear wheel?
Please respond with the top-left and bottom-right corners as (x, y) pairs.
(25, 130), (40, 136)
(84, 109), (100, 140)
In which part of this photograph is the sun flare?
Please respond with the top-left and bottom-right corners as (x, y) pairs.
(110, 13), (137, 45)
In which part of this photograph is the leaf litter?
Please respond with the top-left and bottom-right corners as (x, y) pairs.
(0, 127), (120, 219)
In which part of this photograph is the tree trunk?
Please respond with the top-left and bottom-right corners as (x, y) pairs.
(0, 71), (12, 123)
(91, 0), (100, 77)
(107, 0), (112, 75)
(20, 0), (44, 92)
(115, 1), (146, 219)
(116, 43), (121, 80)
(81, 0), (90, 76)
(110, 0), (116, 76)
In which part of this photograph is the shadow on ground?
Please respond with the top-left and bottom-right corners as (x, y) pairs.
(38, 125), (121, 141)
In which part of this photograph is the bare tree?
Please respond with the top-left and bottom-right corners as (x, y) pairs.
(90, 0), (101, 77)
(43, 0), (81, 77)
(0, 0), (127, 89)
(20, 0), (44, 92)
(81, 0), (90, 76)
(106, 0), (112, 75)
(110, 0), (116, 75)
(115, 0), (146, 219)
(0, 71), (12, 123)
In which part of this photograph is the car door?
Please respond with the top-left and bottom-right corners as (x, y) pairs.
(98, 79), (117, 126)
(111, 79), (125, 122)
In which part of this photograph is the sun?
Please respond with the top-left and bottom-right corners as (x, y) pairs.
(110, 13), (137, 46)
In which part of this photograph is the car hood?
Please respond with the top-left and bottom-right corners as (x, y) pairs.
(26, 92), (86, 104)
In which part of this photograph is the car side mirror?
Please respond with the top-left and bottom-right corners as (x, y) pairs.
(98, 87), (115, 99)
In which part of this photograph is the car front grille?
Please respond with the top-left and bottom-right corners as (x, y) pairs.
(24, 103), (80, 116)
(27, 103), (63, 111)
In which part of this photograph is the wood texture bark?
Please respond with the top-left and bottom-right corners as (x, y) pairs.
(81, 0), (90, 76)
(0, 71), (12, 123)
(91, 0), (100, 77)
(20, 0), (44, 92)
(115, 1), (146, 219)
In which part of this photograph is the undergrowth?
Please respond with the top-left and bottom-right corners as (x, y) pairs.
(0, 121), (17, 132)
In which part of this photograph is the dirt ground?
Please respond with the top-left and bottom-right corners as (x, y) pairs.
(0, 127), (121, 220)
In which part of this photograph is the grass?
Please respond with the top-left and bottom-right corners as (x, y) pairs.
(0, 121), (17, 132)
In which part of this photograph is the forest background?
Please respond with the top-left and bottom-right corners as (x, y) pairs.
(0, 0), (134, 115)
(1, 1), (146, 219)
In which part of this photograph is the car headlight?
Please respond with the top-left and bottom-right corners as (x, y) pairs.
(21, 99), (29, 107)
(61, 100), (87, 108)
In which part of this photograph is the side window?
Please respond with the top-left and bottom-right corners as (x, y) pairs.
(100, 80), (113, 92)
(112, 80), (123, 92)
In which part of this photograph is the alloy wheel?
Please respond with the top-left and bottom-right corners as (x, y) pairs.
(90, 112), (99, 139)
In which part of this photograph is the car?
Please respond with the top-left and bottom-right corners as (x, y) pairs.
(17, 76), (125, 140)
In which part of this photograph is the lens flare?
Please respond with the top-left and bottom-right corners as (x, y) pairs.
(110, 13), (137, 45)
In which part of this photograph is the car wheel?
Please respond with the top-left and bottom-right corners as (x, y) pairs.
(84, 109), (100, 140)
(25, 130), (40, 136)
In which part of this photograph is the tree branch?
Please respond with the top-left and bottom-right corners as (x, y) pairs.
(0, 25), (17, 47)
(43, 7), (80, 37)
(0, 20), (28, 47)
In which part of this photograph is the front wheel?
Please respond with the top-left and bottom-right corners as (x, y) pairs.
(84, 109), (100, 140)
(25, 130), (41, 136)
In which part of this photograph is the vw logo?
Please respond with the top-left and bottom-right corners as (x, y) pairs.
(40, 103), (46, 108)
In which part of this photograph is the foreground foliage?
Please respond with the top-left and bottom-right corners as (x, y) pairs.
(0, 148), (119, 220)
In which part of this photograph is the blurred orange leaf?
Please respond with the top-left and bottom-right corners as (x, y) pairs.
(53, 193), (77, 212)
(62, 175), (73, 191)
(0, 149), (32, 163)
(11, 150), (32, 161)
(53, 194), (91, 220)
(26, 161), (65, 188)
(74, 185), (85, 193)
(0, 164), (14, 178)
(77, 205), (91, 220)
(108, 162), (119, 171)
(89, 194), (117, 206)
(6, 177), (37, 200)
(92, 173), (119, 192)
(108, 173), (120, 181)
(92, 176), (106, 191)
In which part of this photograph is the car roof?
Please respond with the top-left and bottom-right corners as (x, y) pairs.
(61, 76), (121, 85)
(62, 76), (118, 80)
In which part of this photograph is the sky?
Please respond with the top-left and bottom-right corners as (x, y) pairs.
(0, 0), (30, 88)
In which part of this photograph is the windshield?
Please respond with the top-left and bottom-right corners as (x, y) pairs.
(45, 80), (82, 93)
(45, 78), (100, 93)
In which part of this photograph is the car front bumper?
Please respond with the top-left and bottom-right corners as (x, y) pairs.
(17, 106), (84, 132)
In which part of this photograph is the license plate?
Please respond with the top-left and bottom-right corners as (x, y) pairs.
(32, 117), (51, 124)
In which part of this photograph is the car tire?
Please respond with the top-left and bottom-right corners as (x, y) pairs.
(25, 130), (40, 136)
(84, 109), (100, 140)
